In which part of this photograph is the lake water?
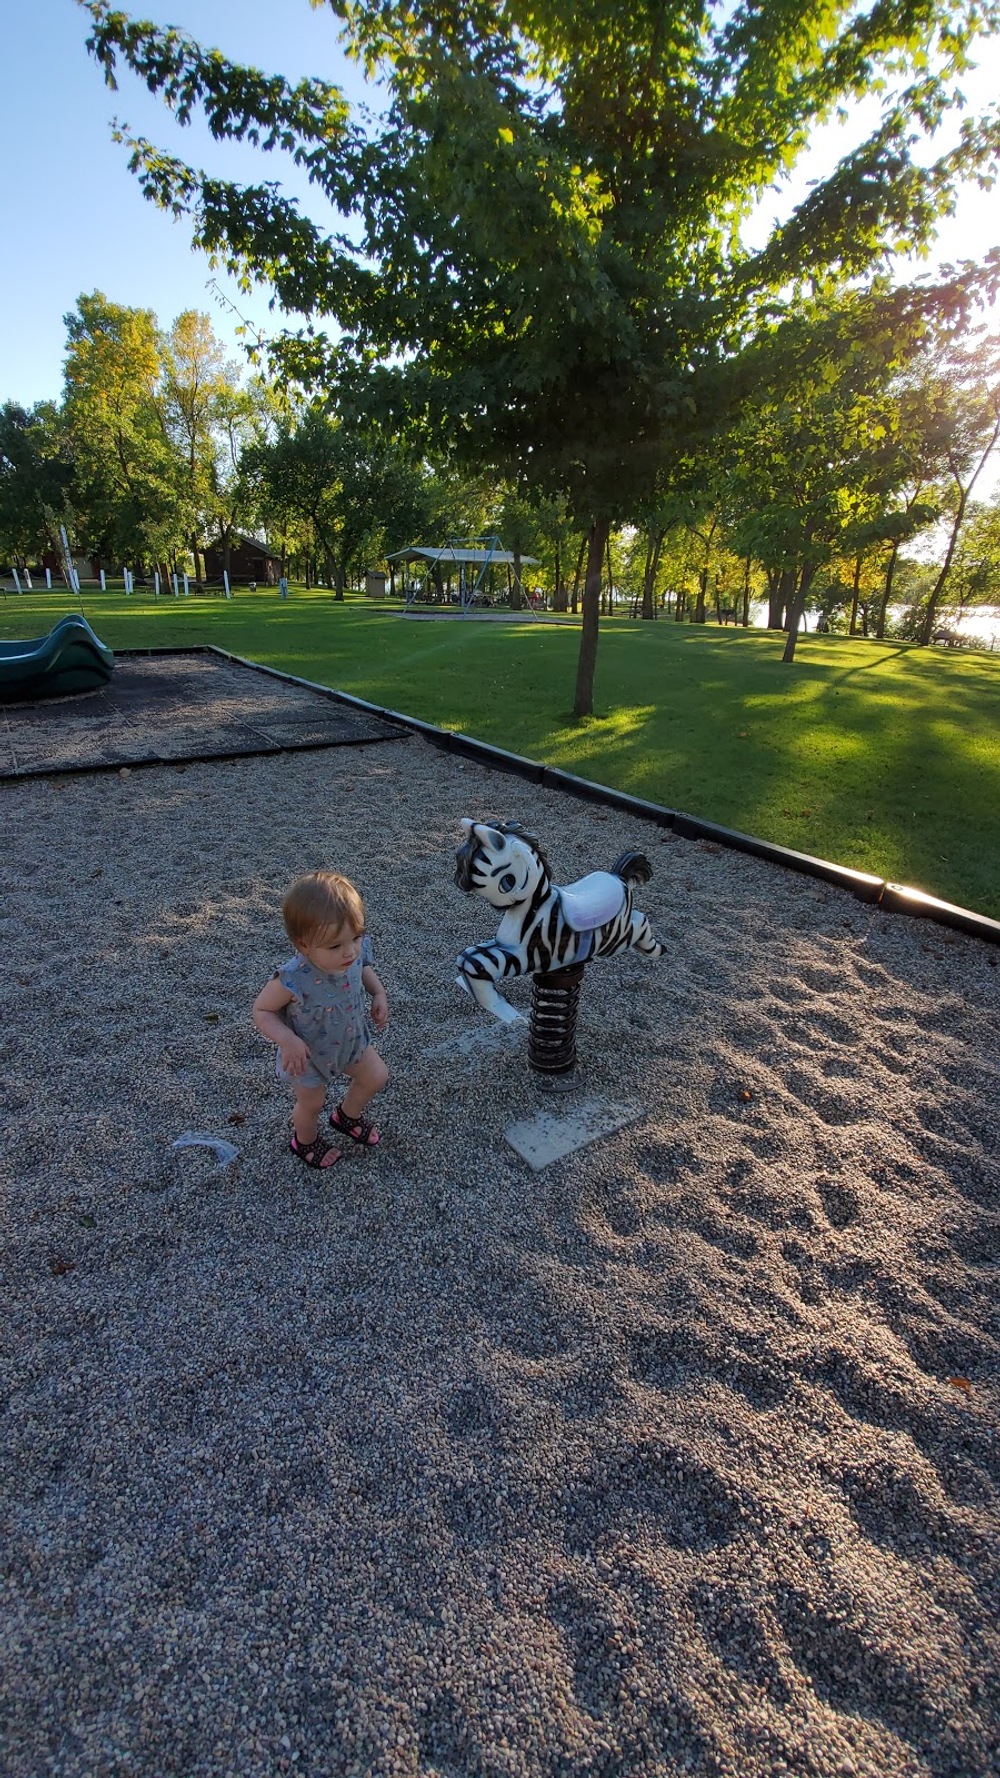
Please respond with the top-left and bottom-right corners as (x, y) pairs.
(743, 602), (1000, 649)
(929, 606), (1000, 649)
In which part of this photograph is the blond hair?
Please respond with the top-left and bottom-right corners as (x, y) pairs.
(282, 871), (365, 949)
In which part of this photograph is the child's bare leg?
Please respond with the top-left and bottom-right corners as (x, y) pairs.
(339, 1045), (389, 1120)
(332, 1046), (388, 1146)
(292, 1083), (329, 1147)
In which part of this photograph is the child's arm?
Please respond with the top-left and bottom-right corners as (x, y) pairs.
(361, 964), (389, 1030)
(252, 976), (311, 1075)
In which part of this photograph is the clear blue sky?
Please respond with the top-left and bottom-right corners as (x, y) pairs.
(3, 0), (998, 410)
(1, 0), (368, 404)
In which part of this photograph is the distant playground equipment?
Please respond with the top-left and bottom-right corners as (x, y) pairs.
(0, 614), (115, 703)
(388, 537), (540, 613)
(454, 818), (666, 1086)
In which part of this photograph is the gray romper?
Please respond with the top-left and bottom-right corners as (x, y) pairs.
(275, 936), (376, 1088)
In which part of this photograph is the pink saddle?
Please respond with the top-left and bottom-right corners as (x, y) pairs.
(556, 871), (626, 932)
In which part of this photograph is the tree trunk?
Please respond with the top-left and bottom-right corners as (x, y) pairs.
(781, 563), (816, 663)
(694, 567), (707, 624)
(849, 555), (862, 635)
(874, 544), (898, 640)
(510, 548), (524, 610)
(570, 535), (586, 615)
(920, 420), (1000, 643)
(741, 560), (751, 627)
(642, 529), (663, 620)
(778, 567), (795, 629)
(918, 489), (967, 645)
(766, 568), (784, 630)
(573, 519), (609, 718)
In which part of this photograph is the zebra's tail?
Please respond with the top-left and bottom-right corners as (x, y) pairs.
(611, 850), (652, 887)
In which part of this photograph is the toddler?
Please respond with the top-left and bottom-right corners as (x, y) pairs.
(252, 871), (389, 1170)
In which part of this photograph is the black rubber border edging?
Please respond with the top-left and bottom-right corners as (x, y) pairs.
(112, 646), (1000, 950)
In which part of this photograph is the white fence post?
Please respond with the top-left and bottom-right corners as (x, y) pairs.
(46, 569), (52, 588)
(183, 573), (190, 598)
(12, 568), (22, 592)
(223, 570), (231, 600)
(100, 569), (106, 591)
(154, 571), (160, 599)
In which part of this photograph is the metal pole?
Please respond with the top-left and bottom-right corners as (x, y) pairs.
(59, 524), (80, 593)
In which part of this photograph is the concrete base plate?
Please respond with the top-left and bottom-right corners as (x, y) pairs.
(504, 1098), (644, 1172)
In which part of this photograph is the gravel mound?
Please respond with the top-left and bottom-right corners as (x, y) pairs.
(2, 739), (998, 1777)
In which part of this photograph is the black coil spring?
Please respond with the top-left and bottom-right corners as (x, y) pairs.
(528, 962), (587, 1074)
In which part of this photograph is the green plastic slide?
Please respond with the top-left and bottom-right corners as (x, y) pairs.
(0, 613), (115, 703)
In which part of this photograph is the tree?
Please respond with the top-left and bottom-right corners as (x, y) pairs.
(941, 496), (1000, 610)
(161, 309), (248, 579)
(86, 0), (1000, 707)
(243, 406), (346, 587)
(494, 489), (545, 609)
(62, 291), (184, 569)
(244, 404), (426, 591)
(914, 333), (1000, 641)
(518, 492), (578, 612)
(323, 428), (407, 595)
(0, 402), (74, 570)
(851, 503), (941, 638)
(724, 285), (992, 659)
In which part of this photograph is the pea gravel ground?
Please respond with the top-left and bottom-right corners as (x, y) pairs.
(2, 732), (998, 1778)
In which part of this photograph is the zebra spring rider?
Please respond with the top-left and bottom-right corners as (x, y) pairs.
(454, 818), (665, 1079)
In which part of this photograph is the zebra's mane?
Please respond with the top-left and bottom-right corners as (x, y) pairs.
(480, 819), (551, 880)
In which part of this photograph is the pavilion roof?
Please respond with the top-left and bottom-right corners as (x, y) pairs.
(386, 546), (539, 566)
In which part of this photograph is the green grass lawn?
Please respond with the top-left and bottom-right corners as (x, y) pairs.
(4, 583), (999, 918)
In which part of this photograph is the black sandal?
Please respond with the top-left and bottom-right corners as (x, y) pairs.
(290, 1132), (341, 1170)
(330, 1103), (381, 1147)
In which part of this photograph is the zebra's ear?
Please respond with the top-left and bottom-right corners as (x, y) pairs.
(460, 818), (474, 834)
(479, 825), (506, 852)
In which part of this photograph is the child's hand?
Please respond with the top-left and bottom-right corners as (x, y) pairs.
(370, 987), (389, 1030)
(279, 1035), (311, 1076)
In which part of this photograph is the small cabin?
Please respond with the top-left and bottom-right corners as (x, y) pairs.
(201, 534), (281, 586)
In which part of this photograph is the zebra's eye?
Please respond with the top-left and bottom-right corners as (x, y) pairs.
(499, 872), (516, 893)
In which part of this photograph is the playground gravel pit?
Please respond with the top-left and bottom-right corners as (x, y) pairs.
(1, 733), (998, 1778)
